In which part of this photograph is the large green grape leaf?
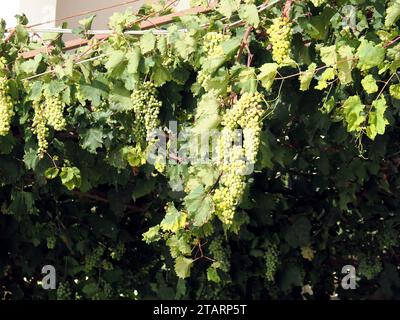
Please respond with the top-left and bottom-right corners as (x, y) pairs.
(356, 40), (386, 71)
(142, 225), (161, 244)
(337, 45), (354, 84)
(257, 63), (278, 91)
(192, 90), (220, 134)
(126, 47), (141, 74)
(167, 234), (192, 258)
(174, 256), (193, 279)
(320, 45), (337, 66)
(389, 84), (400, 99)
(80, 128), (103, 154)
(342, 95), (366, 132)
(140, 32), (156, 54)
(299, 63), (316, 91)
(385, 0), (400, 27)
(366, 97), (389, 140)
(105, 50), (126, 73)
(361, 74), (378, 94)
(238, 4), (259, 27)
(217, 0), (241, 18)
(160, 203), (186, 232)
(184, 185), (214, 227)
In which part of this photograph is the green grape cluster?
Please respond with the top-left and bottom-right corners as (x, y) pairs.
(213, 93), (264, 223)
(203, 32), (230, 58)
(0, 57), (7, 69)
(267, 17), (292, 64)
(208, 237), (231, 273)
(264, 242), (279, 282)
(110, 242), (125, 261)
(57, 282), (72, 300)
(162, 54), (174, 68)
(197, 70), (212, 91)
(0, 77), (14, 136)
(43, 93), (66, 131)
(32, 102), (49, 157)
(213, 146), (247, 224)
(131, 81), (162, 140)
(32, 93), (66, 157)
(222, 92), (264, 164)
(84, 246), (105, 273)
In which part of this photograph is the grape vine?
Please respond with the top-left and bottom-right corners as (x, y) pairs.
(0, 0), (399, 300)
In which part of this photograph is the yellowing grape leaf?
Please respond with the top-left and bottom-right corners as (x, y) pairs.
(299, 63), (316, 91)
(366, 97), (389, 140)
(160, 203), (187, 232)
(389, 84), (400, 99)
(357, 40), (386, 71)
(301, 246), (315, 261)
(361, 75), (378, 94)
(342, 95), (366, 132)
(174, 256), (193, 279)
(257, 63), (278, 91)
(385, 0), (400, 27)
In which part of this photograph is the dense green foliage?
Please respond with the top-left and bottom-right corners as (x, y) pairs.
(0, 0), (400, 300)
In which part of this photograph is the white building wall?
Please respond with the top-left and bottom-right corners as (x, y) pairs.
(20, 0), (57, 28)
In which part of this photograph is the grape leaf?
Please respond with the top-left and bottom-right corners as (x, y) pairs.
(140, 32), (156, 54)
(80, 128), (103, 154)
(192, 90), (220, 134)
(389, 84), (400, 99)
(126, 47), (141, 74)
(366, 97), (389, 140)
(342, 95), (366, 132)
(160, 203), (186, 232)
(257, 63), (278, 91)
(357, 40), (386, 71)
(174, 256), (193, 279)
(184, 185), (214, 227)
(238, 4), (260, 27)
(299, 63), (316, 91)
(217, 0), (241, 18)
(105, 50), (125, 73)
(385, 0), (400, 27)
(337, 45), (354, 84)
(361, 74), (378, 94)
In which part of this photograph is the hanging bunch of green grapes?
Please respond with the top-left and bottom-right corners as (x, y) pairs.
(84, 246), (105, 273)
(0, 76), (15, 136)
(208, 236), (231, 273)
(213, 92), (265, 224)
(264, 242), (279, 282)
(267, 17), (292, 64)
(196, 70), (212, 91)
(195, 32), (230, 92)
(32, 101), (49, 158)
(43, 92), (66, 131)
(213, 146), (248, 224)
(56, 282), (72, 300)
(222, 92), (264, 164)
(131, 81), (162, 142)
(203, 32), (230, 58)
(31, 93), (66, 157)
